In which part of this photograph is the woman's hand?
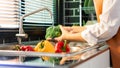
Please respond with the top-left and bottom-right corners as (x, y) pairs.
(46, 25), (72, 41)
(54, 25), (72, 41)
(62, 26), (85, 33)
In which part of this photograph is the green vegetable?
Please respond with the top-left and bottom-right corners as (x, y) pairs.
(88, 0), (94, 7)
(49, 57), (62, 65)
(87, 0), (95, 14)
(82, 20), (86, 26)
(84, 0), (89, 14)
(83, 0), (95, 14)
(45, 25), (62, 39)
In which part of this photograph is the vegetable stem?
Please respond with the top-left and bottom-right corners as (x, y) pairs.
(63, 40), (67, 51)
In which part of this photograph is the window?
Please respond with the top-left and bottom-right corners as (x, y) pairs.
(21, 0), (56, 28)
(0, 0), (56, 28)
(0, 0), (20, 28)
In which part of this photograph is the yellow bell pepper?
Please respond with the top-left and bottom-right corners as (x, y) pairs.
(34, 40), (55, 61)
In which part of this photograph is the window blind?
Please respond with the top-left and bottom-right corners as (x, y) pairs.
(21, 0), (55, 28)
(0, 0), (20, 28)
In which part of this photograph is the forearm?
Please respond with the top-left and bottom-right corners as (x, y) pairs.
(62, 32), (86, 42)
(63, 26), (86, 33)
(62, 26), (87, 42)
(57, 25), (87, 42)
(71, 26), (86, 33)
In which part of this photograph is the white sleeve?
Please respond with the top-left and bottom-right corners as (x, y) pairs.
(81, 0), (120, 46)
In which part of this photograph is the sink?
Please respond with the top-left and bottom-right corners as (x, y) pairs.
(0, 44), (17, 50)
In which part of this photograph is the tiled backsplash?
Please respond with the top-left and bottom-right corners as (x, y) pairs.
(64, 0), (80, 25)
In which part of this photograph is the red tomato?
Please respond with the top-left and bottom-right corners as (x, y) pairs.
(20, 45), (34, 51)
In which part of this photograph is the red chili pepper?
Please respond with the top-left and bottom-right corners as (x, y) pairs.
(20, 45), (34, 51)
(55, 40), (70, 53)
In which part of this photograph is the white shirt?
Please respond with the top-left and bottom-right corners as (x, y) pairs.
(81, 0), (120, 45)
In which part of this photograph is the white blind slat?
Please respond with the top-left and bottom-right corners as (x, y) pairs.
(0, 12), (18, 15)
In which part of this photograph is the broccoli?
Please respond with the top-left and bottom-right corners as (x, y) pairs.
(45, 25), (62, 39)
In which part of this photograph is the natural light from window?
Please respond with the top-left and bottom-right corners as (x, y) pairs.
(0, 0), (19, 28)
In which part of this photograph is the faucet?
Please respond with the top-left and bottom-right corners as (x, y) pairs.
(16, 7), (54, 44)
